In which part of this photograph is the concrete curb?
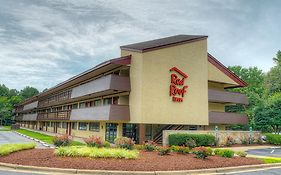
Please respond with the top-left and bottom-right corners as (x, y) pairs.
(13, 131), (55, 148)
(1, 162), (281, 175)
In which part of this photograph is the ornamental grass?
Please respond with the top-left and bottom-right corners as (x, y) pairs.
(0, 143), (36, 156)
(55, 146), (139, 159)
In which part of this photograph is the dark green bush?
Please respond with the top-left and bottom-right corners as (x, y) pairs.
(169, 133), (215, 147)
(265, 134), (281, 145)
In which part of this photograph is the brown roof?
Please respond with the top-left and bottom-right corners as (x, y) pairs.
(120, 35), (208, 53)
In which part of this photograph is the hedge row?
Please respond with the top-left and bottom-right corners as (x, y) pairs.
(168, 133), (215, 146)
(265, 133), (281, 145)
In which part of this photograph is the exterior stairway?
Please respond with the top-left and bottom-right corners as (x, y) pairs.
(153, 125), (185, 144)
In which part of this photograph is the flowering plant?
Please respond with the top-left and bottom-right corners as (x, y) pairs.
(53, 134), (72, 147)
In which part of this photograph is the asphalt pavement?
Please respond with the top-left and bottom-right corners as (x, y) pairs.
(226, 167), (281, 175)
(247, 148), (281, 158)
(0, 131), (44, 148)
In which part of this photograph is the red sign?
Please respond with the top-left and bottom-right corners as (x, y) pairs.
(169, 67), (188, 102)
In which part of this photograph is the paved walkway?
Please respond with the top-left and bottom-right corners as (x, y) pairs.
(0, 131), (45, 148)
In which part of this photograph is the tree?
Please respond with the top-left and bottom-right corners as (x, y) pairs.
(255, 93), (281, 133)
(0, 84), (10, 97)
(266, 50), (281, 94)
(273, 50), (281, 65)
(226, 66), (266, 129)
(20, 86), (39, 99)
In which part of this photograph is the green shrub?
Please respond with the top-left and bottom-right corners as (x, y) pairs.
(143, 140), (157, 151)
(55, 146), (139, 159)
(214, 149), (234, 158)
(236, 151), (247, 157)
(0, 143), (36, 156)
(134, 144), (144, 150)
(205, 147), (213, 156)
(265, 134), (281, 145)
(157, 146), (171, 156)
(53, 134), (72, 147)
(192, 146), (210, 159)
(171, 145), (190, 154)
(114, 137), (135, 150)
(104, 141), (111, 148)
(169, 134), (215, 147)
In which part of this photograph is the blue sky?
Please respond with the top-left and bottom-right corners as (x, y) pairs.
(0, 0), (280, 91)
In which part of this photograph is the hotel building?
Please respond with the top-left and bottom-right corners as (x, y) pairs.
(14, 35), (249, 144)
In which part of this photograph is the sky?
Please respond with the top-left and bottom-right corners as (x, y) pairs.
(0, 0), (280, 91)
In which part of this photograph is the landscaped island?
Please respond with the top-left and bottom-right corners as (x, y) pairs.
(1, 133), (281, 171)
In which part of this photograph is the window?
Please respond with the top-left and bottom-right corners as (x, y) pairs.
(79, 102), (85, 108)
(72, 104), (78, 109)
(94, 99), (101, 106)
(85, 101), (92, 107)
(62, 122), (67, 129)
(113, 96), (119, 105)
(72, 122), (77, 130)
(89, 122), (100, 132)
(50, 122), (54, 127)
(58, 122), (62, 128)
(79, 122), (87, 130)
(103, 98), (112, 105)
(47, 122), (51, 127)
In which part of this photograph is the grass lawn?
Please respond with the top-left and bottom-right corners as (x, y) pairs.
(259, 157), (281, 164)
(0, 126), (11, 131)
(0, 143), (35, 156)
(16, 129), (84, 146)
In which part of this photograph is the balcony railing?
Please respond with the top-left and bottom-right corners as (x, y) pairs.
(23, 101), (38, 111)
(71, 74), (130, 98)
(70, 105), (130, 121)
(208, 89), (248, 105)
(22, 113), (38, 121)
(37, 110), (71, 120)
(209, 111), (248, 125)
(15, 115), (23, 121)
(38, 90), (72, 108)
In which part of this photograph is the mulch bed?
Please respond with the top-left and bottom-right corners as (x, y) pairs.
(0, 149), (263, 171)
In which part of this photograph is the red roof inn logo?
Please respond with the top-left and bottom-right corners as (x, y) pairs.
(169, 67), (188, 102)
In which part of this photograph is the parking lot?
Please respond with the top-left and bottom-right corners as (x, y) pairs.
(0, 130), (43, 148)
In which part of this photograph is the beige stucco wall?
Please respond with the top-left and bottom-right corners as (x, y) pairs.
(208, 81), (224, 91)
(209, 102), (225, 112)
(208, 62), (238, 86)
(122, 39), (208, 125)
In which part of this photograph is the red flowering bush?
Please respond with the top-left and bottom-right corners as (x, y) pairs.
(114, 137), (135, 150)
(192, 146), (210, 159)
(84, 136), (104, 148)
(53, 134), (72, 147)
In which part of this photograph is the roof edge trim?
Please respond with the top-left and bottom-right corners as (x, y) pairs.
(208, 53), (247, 88)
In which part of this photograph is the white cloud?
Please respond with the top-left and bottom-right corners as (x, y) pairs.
(0, 0), (280, 91)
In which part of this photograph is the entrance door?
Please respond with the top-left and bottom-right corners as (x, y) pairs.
(105, 123), (117, 143)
